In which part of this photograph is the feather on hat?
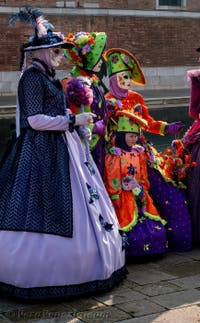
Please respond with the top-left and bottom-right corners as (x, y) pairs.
(8, 6), (74, 51)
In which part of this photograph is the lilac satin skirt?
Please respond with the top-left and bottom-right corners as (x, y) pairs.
(0, 131), (126, 299)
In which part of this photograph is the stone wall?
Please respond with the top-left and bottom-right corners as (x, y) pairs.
(0, 66), (194, 95)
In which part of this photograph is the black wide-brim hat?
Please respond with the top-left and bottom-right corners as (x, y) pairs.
(8, 7), (74, 52)
(22, 33), (74, 52)
(196, 47), (200, 52)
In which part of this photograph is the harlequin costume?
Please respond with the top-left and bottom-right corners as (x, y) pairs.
(104, 111), (167, 257)
(103, 48), (192, 252)
(62, 32), (108, 176)
(0, 8), (126, 300)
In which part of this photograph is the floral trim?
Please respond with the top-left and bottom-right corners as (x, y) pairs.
(86, 183), (99, 204)
(111, 178), (121, 191)
(141, 138), (196, 189)
(157, 147), (196, 186)
(106, 98), (123, 117)
(108, 145), (144, 156)
(99, 214), (113, 232)
(65, 32), (96, 67)
(109, 146), (123, 156)
(148, 162), (187, 189)
(132, 186), (142, 196)
(144, 211), (167, 226)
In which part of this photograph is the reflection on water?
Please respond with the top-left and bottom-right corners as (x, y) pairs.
(0, 106), (193, 160)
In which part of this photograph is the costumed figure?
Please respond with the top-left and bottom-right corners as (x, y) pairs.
(177, 46), (200, 246)
(104, 111), (167, 257)
(103, 48), (192, 252)
(62, 32), (108, 176)
(0, 7), (126, 300)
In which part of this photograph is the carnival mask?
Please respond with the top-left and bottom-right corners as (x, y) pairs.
(117, 71), (131, 90)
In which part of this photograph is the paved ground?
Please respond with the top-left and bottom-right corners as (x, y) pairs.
(1, 249), (200, 322)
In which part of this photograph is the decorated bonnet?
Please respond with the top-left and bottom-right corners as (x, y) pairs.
(106, 109), (148, 144)
(103, 48), (145, 85)
(115, 110), (148, 134)
(64, 32), (106, 70)
(117, 117), (140, 134)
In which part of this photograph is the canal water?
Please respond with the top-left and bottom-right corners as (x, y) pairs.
(144, 105), (193, 151)
(0, 105), (193, 160)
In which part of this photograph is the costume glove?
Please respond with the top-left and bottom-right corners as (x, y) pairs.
(165, 121), (184, 134)
(122, 176), (138, 191)
(75, 112), (96, 126)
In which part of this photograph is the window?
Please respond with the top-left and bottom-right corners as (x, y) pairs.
(157, 0), (186, 9)
(159, 0), (182, 5)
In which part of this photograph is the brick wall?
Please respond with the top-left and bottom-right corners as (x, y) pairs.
(1, 13), (200, 71)
(0, 2), (200, 94)
(0, 0), (199, 10)
(99, 0), (128, 9)
(187, 0), (200, 11)
(0, 0), (128, 8)
(0, 0), (56, 7)
(127, 0), (155, 10)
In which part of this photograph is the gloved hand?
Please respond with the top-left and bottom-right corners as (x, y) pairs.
(78, 126), (92, 140)
(93, 120), (105, 136)
(75, 112), (96, 126)
(121, 176), (138, 191)
(165, 121), (184, 135)
(112, 199), (121, 210)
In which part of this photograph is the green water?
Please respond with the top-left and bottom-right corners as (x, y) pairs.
(144, 106), (193, 151)
(0, 106), (193, 160)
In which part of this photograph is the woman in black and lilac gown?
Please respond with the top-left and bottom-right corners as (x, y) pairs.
(0, 7), (126, 300)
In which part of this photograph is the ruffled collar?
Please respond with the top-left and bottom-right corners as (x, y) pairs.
(32, 58), (56, 78)
(109, 145), (144, 155)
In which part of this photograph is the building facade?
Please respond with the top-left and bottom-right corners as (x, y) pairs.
(0, 0), (200, 93)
